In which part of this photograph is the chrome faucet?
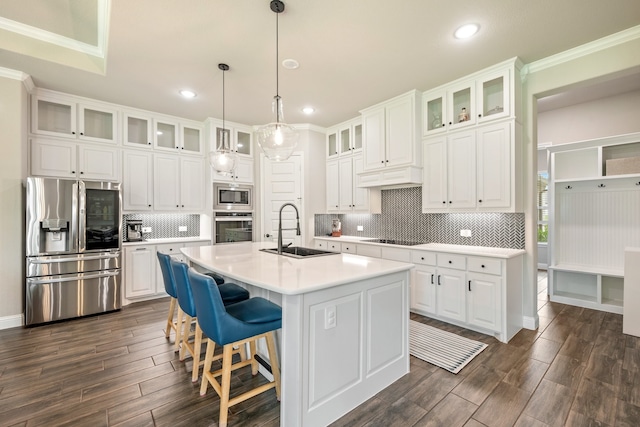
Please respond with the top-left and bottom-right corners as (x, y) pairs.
(278, 202), (301, 254)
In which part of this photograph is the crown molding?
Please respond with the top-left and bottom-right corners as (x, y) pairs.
(522, 25), (640, 76)
(0, 67), (35, 91)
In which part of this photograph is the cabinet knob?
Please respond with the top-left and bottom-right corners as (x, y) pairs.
(148, 204), (152, 207)
(448, 201), (452, 204)
(448, 260), (452, 264)
(80, 132), (84, 136)
(80, 171), (84, 174)
(478, 114), (482, 118)
(481, 264), (485, 268)
(148, 142), (152, 145)
(478, 199), (482, 203)
(265, 233), (271, 238)
(385, 160), (389, 163)
(71, 131), (76, 135)
(441, 123), (445, 127)
(176, 205), (179, 207)
(442, 201), (446, 204)
(381, 160), (384, 164)
(421, 257), (424, 260)
(448, 122), (452, 125)
(71, 170), (76, 174)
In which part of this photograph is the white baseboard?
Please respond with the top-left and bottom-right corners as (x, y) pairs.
(0, 313), (24, 330)
(522, 315), (539, 331)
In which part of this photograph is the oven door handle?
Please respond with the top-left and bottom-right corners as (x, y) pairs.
(215, 217), (253, 222)
(27, 270), (120, 284)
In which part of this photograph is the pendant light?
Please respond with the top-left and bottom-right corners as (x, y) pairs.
(256, 0), (299, 161)
(209, 63), (237, 175)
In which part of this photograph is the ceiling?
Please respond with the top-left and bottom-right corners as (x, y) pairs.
(0, 0), (639, 128)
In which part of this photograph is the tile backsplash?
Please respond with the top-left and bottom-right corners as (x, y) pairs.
(315, 187), (525, 249)
(123, 213), (200, 240)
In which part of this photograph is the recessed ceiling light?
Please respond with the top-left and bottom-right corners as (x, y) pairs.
(179, 89), (197, 98)
(454, 24), (479, 39)
(282, 58), (299, 69)
(302, 106), (315, 114)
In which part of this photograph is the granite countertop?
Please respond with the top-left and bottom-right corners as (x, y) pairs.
(313, 235), (525, 259)
(180, 242), (413, 295)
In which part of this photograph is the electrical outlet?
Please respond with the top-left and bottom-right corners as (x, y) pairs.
(357, 225), (364, 232)
(460, 229), (472, 237)
(142, 227), (152, 233)
(324, 305), (336, 329)
(179, 226), (187, 232)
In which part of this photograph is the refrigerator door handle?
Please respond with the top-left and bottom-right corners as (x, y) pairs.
(71, 181), (80, 253)
(29, 253), (120, 264)
(27, 270), (120, 285)
(77, 180), (86, 253)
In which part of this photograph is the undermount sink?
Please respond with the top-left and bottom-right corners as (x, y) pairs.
(260, 246), (339, 259)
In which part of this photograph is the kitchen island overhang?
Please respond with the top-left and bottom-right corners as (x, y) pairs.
(181, 242), (414, 427)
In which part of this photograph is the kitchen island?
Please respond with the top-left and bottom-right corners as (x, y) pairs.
(181, 242), (413, 427)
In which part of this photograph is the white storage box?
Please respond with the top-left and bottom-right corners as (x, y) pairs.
(606, 156), (640, 176)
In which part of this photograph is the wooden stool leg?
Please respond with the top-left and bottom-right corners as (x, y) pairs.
(179, 315), (192, 361)
(165, 297), (176, 339)
(265, 332), (281, 400)
(191, 322), (202, 383)
(200, 338), (216, 396)
(174, 307), (184, 351)
(249, 339), (258, 375)
(219, 344), (234, 427)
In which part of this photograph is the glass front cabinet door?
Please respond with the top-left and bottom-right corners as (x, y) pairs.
(446, 81), (476, 131)
(423, 91), (447, 136)
(477, 68), (510, 123)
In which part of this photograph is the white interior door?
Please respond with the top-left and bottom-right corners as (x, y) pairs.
(261, 154), (303, 246)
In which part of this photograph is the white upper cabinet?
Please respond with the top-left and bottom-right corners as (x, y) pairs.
(422, 58), (519, 137)
(30, 138), (120, 181)
(326, 159), (340, 212)
(152, 154), (204, 212)
(123, 111), (154, 148)
(361, 90), (421, 172)
(32, 92), (118, 144)
(327, 118), (362, 159)
(122, 151), (153, 211)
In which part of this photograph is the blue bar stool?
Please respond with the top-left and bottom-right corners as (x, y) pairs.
(156, 252), (179, 345)
(188, 268), (282, 427)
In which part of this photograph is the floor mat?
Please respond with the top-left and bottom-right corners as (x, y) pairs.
(409, 320), (488, 374)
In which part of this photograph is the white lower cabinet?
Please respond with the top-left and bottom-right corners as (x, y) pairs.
(124, 245), (157, 299)
(466, 271), (502, 332)
(435, 266), (467, 323)
(124, 240), (210, 303)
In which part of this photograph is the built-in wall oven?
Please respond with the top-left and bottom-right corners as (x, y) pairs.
(214, 212), (253, 244)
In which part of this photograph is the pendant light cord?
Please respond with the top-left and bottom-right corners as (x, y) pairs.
(275, 10), (281, 123)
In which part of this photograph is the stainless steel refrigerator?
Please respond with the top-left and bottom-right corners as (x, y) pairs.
(25, 177), (122, 325)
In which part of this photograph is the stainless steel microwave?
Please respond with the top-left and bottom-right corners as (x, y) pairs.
(213, 184), (253, 211)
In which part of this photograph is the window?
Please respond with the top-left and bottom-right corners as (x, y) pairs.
(537, 171), (548, 242)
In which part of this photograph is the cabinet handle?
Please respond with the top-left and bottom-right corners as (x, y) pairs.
(468, 280), (472, 291)
(265, 233), (271, 238)
(437, 275), (441, 285)
(565, 185), (572, 190)
(636, 182), (640, 186)
(597, 183), (606, 188)
(430, 274), (434, 284)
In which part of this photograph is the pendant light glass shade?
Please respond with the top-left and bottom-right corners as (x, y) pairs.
(257, 0), (298, 161)
(209, 63), (237, 176)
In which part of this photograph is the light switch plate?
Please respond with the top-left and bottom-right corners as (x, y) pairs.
(357, 225), (364, 232)
(460, 229), (472, 237)
(179, 226), (187, 232)
(142, 227), (152, 233)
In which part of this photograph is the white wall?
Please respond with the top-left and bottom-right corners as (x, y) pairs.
(0, 72), (28, 328)
(538, 89), (640, 145)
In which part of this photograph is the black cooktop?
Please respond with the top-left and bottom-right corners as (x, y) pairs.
(363, 238), (424, 246)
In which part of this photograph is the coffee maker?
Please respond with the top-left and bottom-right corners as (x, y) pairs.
(126, 220), (143, 242)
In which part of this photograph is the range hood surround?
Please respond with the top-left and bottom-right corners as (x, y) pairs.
(357, 165), (422, 189)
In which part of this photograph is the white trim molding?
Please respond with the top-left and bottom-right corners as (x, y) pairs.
(0, 313), (24, 330)
(0, 66), (35, 91)
(522, 315), (539, 331)
(522, 25), (640, 76)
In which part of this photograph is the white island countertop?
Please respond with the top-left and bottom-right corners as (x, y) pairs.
(180, 241), (414, 295)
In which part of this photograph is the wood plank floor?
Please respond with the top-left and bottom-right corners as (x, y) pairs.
(1, 271), (639, 426)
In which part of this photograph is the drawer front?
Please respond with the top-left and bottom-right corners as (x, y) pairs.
(437, 253), (466, 270)
(314, 240), (326, 250)
(156, 244), (183, 255)
(325, 241), (341, 252)
(341, 243), (357, 254)
(411, 251), (436, 266)
(381, 247), (411, 262)
(467, 256), (502, 275)
(357, 244), (382, 258)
